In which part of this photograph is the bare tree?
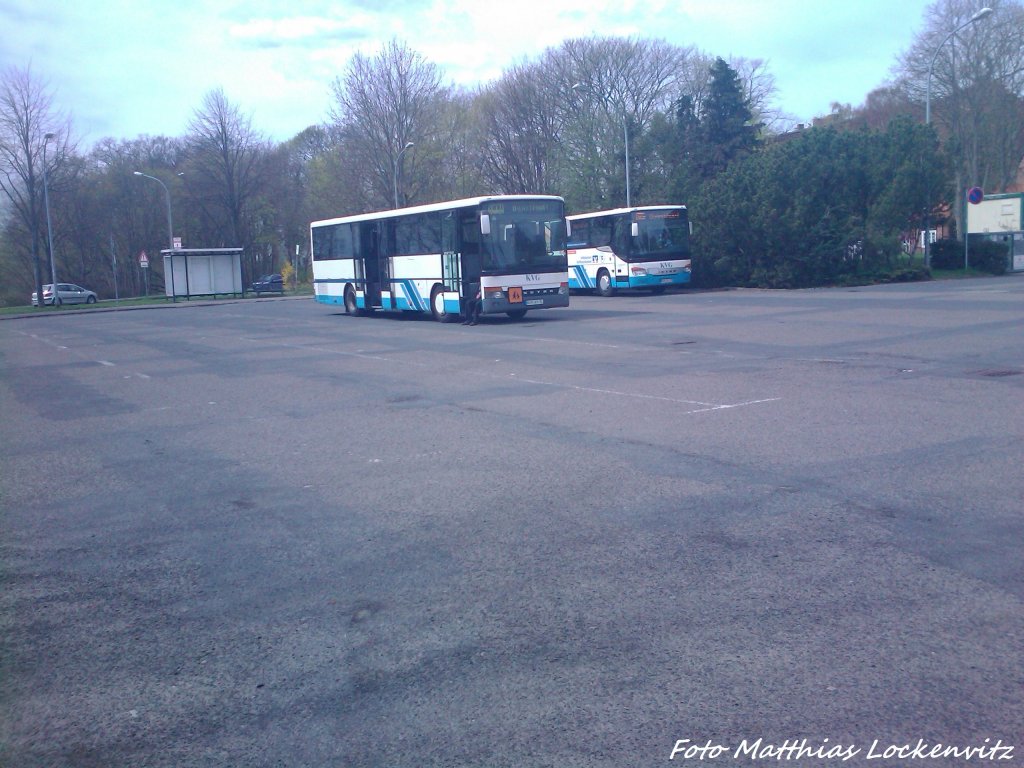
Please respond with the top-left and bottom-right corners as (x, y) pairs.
(860, 86), (920, 129)
(440, 89), (487, 201)
(475, 54), (573, 195)
(896, 0), (1024, 230)
(329, 39), (455, 210)
(89, 136), (187, 298)
(731, 57), (781, 132)
(0, 64), (72, 305)
(556, 37), (695, 210)
(305, 140), (367, 223)
(186, 88), (270, 276)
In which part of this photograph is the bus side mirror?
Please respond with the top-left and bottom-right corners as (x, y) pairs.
(480, 214), (491, 236)
(565, 219), (572, 237)
(631, 222), (639, 238)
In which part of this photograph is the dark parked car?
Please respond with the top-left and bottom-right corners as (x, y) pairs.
(250, 274), (284, 295)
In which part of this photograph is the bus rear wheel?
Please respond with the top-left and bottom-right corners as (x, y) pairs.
(596, 270), (614, 297)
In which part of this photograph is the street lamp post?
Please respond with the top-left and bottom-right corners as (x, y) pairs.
(924, 6), (993, 267)
(623, 116), (631, 208)
(133, 171), (174, 250)
(393, 142), (414, 209)
(42, 133), (58, 304)
(41, 134), (58, 302)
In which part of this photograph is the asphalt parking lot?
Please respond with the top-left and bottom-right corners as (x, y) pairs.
(1, 276), (1022, 767)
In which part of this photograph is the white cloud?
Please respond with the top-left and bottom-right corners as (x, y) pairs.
(1, 0), (933, 145)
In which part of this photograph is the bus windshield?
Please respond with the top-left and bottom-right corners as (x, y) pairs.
(480, 201), (567, 272)
(630, 209), (690, 261)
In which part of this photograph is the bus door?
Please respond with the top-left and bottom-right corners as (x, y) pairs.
(441, 212), (461, 294)
(613, 217), (633, 285)
(378, 222), (393, 306)
(459, 212), (482, 301)
(358, 221), (385, 308)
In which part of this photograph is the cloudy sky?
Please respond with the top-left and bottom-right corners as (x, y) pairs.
(5, 0), (934, 147)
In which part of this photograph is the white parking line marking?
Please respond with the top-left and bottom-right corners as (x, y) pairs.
(298, 342), (779, 414)
(685, 398), (782, 414)
(516, 335), (622, 350)
(512, 375), (717, 407)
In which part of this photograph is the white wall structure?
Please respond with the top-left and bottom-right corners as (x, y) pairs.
(161, 248), (244, 299)
(969, 193), (1023, 234)
(967, 193), (1024, 272)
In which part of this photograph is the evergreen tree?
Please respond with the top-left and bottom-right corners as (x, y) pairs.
(671, 94), (702, 200)
(700, 58), (760, 178)
(693, 121), (944, 288)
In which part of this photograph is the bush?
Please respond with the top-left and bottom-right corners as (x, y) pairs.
(929, 238), (1008, 274)
(928, 239), (962, 269)
(837, 265), (931, 286)
(968, 239), (1009, 275)
(281, 260), (295, 286)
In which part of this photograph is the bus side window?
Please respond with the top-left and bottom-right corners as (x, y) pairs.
(420, 213), (442, 255)
(442, 212), (457, 253)
(592, 216), (613, 248)
(460, 216), (478, 249)
(568, 219), (589, 248)
(395, 215), (416, 256)
(312, 227), (331, 260)
(334, 224), (353, 259)
(381, 221), (396, 258)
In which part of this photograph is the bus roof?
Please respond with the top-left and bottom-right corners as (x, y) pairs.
(567, 205), (687, 221)
(311, 195), (565, 228)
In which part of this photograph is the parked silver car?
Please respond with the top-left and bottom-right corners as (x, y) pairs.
(31, 283), (98, 306)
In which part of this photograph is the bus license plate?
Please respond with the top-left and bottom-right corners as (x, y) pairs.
(660, 278), (673, 283)
(508, 287), (523, 303)
(526, 299), (543, 306)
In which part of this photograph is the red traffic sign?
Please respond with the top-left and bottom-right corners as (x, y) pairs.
(968, 186), (984, 205)
(139, 251), (149, 268)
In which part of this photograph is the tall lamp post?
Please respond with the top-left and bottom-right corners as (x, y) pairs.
(42, 132), (58, 304)
(393, 141), (414, 209)
(133, 171), (174, 250)
(622, 114), (631, 208)
(924, 6), (993, 267)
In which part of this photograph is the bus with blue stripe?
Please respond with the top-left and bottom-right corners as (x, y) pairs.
(566, 206), (691, 296)
(311, 196), (570, 322)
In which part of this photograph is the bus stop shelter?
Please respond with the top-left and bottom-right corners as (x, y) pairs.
(162, 248), (244, 300)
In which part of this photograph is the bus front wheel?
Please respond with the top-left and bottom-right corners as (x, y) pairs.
(344, 286), (362, 316)
(596, 270), (614, 297)
(431, 286), (457, 323)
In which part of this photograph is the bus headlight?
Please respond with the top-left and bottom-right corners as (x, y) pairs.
(631, 266), (648, 276)
(559, 282), (568, 295)
(485, 288), (505, 300)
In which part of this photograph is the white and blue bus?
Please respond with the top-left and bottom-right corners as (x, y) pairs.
(311, 196), (570, 322)
(566, 206), (691, 295)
